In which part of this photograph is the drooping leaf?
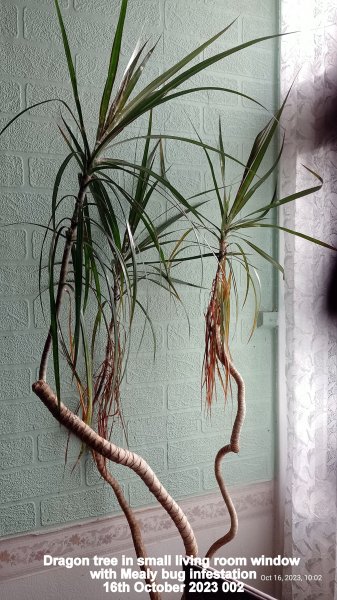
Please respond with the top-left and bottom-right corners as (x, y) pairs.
(244, 239), (284, 276)
(48, 228), (64, 406)
(71, 206), (84, 368)
(242, 222), (336, 251)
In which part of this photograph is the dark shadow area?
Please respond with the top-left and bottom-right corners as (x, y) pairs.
(326, 258), (337, 317)
(308, 68), (337, 318)
(313, 68), (337, 150)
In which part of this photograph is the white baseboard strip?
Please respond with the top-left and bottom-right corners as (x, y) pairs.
(0, 480), (273, 582)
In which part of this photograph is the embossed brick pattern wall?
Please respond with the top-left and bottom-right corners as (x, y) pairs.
(0, 0), (278, 535)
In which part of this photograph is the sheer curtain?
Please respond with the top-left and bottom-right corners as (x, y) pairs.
(280, 1), (337, 598)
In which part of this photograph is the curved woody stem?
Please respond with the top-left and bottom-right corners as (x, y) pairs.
(33, 378), (198, 557)
(33, 170), (198, 586)
(203, 240), (246, 558)
(205, 326), (246, 558)
(94, 452), (161, 600)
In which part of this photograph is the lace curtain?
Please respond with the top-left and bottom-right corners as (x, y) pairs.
(280, 1), (337, 598)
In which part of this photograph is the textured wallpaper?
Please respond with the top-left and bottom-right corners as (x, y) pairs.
(0, 0), (278, 536)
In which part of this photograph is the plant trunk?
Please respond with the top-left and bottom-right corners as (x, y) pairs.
(39, 173), (91, 381)
(94, 452), (161, 600)
(205, 326), (245, 558)
(33, 379), (198, 557)
(34, 170), (197, 599)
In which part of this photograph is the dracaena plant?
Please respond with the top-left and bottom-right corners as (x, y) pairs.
(1, 0), (334, 598)
(149, 100), (333, 564)
(194, 108), (333, 559)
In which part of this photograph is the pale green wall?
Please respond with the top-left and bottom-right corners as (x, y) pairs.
(0, 0), (279, 536)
